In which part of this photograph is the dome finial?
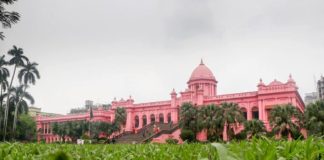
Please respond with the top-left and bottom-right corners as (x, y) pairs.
(200, 58), (204, 65)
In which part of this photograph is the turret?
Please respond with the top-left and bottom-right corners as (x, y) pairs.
(170, 88), (177, 107)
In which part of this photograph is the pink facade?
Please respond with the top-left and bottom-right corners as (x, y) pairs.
(36, 60), (305, 143)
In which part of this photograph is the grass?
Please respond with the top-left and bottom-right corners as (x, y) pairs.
(0, 137), (323, 160)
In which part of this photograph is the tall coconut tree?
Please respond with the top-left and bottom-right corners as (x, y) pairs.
(3, 46), (28, 140)
(0, 55), (9, 105)
(0, 0), (20, 40)
(198, 104), (223, 140)
(12, 62), (40, 133)
(304, 100), (324, 136)
(243, 119), (266, 139)
(269, 104), (302, 139)
(219, 102), (245, 141)
(9, 85), (33, 138)
(8, 85), (34, 115)
(0, 55), (9, 133)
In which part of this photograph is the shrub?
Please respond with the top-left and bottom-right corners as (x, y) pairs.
(166, 138), (179, 144)
(266, 131), (275, 138)
(98, 140), (106, 144)
(292, 130), (305, 140)
(180, 129), (196, 142)
(232, 131), (247, 140)
(207, 134), (222, 142)
(81, 134), (90, 140)
(49, 150), (72, 160)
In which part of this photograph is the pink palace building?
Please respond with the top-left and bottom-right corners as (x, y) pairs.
(36, 60), (305, 143)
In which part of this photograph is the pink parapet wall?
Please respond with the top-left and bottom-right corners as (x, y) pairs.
(36, 60), (305, 143)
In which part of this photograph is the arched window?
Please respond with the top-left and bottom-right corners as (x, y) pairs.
(167, 113), (172, 123)
(150, 114), (155, 124)
(241, 108), (247, 120)
(252, 107), (259, 120)
(135, 115), (139, 128)
(159, 113), (164, 123)
(142, 115), (147, 126)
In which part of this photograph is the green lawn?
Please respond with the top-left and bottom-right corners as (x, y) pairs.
(0, 137), (324, 160)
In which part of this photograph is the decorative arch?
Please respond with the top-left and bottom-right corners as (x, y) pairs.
(135, 115), (139, 128)
(142, 115), (147, 126)
(167, 113), (172, 123)
(241, 107), (247, 120)
(150, 114), (155, 124)
(252, 107), (259, 120)
(159, 113), (164, 123)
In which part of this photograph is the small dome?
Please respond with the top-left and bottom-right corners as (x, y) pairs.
(269, 79), (283, 86)
(189, 60), (216, 82)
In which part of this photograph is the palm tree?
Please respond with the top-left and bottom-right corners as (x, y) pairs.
(0, 55), (9, 133)
(180, 103), (199, 133)
(243, 119), (266, 139)
(219, 102), (245, 141)
(3, 46), (28, 140)
(198, 104), (223, 141)
(114, 107), (127, 131)
(12, 62), (40, 133)
(8, 85), (34, 114)
(304, 100), (324, 136)
(17, 62), (40, 85)
(8, 85), (34, 138)
(0, 55), (9, 93)
(269, 104), (302, 140)
(0, 0), (20, 40)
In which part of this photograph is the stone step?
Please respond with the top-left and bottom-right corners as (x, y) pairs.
(115, 123), (177, 144)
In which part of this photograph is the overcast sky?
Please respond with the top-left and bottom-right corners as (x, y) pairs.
(1, 0), (324, 114)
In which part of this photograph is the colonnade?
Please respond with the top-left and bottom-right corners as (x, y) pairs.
(134, 112), (173, 128)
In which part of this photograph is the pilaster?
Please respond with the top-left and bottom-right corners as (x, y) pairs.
(125, 109), (133, 132)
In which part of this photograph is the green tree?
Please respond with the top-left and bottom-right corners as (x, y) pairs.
(179, 103), (199, 134)
(198, 104), (223, 141)
(219, 102), (245, 141)
(53, 122), (68, 142)
(269, 104), (303, 139)
(0, 55), (9, 134)
(13, 61), (40, 133)
(243, 119), (266, 139)
(0, 55), (9, 104)
(8, 85), (34, 115)
(304, 100), (324, 136)
(0, 0), (20, 40)
(65, 121), (88, 142)
(91, 121), (117, 140)
(7, 85), (34, 139)
(114, 107), (126, 131)
(52, 122), (67, 142)
(15, 114), (36, 141)
(3, 46), (28, 140)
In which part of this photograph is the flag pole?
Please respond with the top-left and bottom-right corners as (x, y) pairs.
(89, 105), (93, 140)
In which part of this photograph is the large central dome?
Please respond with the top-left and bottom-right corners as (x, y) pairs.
(188, 60), (216, 82)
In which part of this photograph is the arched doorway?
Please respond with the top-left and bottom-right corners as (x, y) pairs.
(167, 113), (171, 123)
(150, 114), (155, 124)
(241, 108), (247, 120)
(252, 107), (259, 119)
(135, 115), (139, 128)
(159, 113), (164, 123)
(142, 115), (147, 126)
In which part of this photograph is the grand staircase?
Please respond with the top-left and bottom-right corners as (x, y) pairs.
(115, 123), (178, 144)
